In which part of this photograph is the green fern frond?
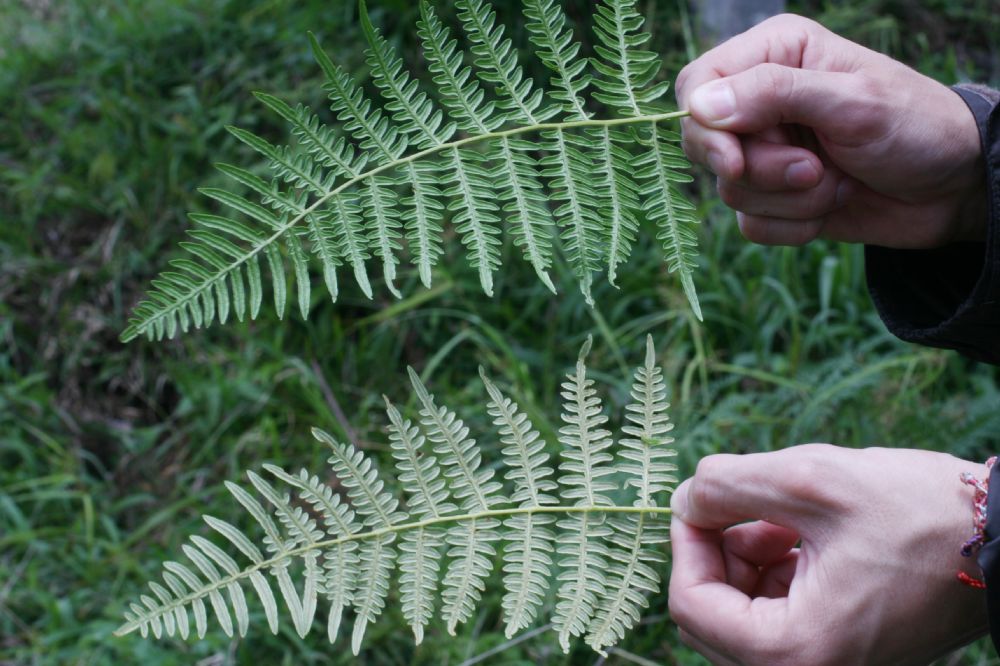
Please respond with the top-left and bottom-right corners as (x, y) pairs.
(121, 0), (702, 343)
(116, 336), (679, 655)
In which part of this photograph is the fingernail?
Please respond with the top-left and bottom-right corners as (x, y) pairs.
(690, 81), (736, 123)
(671, 479), (691, 518)
(785, 160), (819, 188)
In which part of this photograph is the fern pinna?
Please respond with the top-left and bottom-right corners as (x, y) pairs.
(120, 0), (700, 343)
(115, 336), (677, 655)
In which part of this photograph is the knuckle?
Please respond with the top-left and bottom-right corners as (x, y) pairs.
(667, 594), (691, 628)
(692, 453), (733, 486)
(716, 179), (746, 210)
(760, 14), (825, 44)
(675, 64), (692, 99)
(763, 13), (815, 31)
(753, 63), (795, 108)
(737, 214), (773, 245)
(689, 453), (736, 507)
(806, 185), (836, 216)
(779, 444), (845, 508)
(842, 75), (893, 142)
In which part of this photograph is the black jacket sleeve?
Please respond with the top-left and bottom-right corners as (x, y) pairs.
(864, 83), (1000, 365)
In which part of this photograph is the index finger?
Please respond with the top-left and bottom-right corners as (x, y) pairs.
(675, 14), (829, 181)
(671, 444), (848, 534)
(669, 516), (789, 656)
(675, 14), (827, 108)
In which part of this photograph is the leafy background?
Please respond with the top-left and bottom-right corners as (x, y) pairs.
(1, 0), (998, 664)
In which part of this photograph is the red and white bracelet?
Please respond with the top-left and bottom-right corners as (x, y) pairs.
(958, 456), (996, 589)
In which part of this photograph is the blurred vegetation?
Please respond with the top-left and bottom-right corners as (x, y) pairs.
(1, 0), (997, 664)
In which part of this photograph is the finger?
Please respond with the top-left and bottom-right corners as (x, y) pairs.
(738, 137), (823, 191)
(670, 516), (787, 656)
(675, 14), (835, 109)
(671, 444), (845, 530)
(737, 212), (825, 246)
(723, 521), (800, 595)
(680, 116), (745, 180)
(718, 167), (844, 219)
(725, 521), (801, 566)
(678, 628), (739, 666)
(753, 551), (799, 599)
(688, 64), (891, 146)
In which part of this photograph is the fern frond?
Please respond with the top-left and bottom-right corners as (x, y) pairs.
(635, 125), (702, 320)
(585, 335), (674, 654)
(453, 0), (559, 291)
(360, 1), (455, 150)
(261, 465), (361, 641)
(117, 338), (679, 654)
(591, 0), (670, 118)
(481, 369), (557, 636)
(457, 0), (555, 125)
(542, 128), (603, 304)
(386, 395), (450, 642)
(122, 0), (703, 342)
(621, 334), (678, 507)
(523, 0), (591, 120)
(585, 514), (666, 653)
(552, 336), (618, 650)
(408, 367), (504, 632)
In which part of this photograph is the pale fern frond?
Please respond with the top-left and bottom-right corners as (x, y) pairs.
(117, 337), (680, 655)
(585, 514), (667, 654)
(591, 0), (669, 118)
(457, 0), (557, 291)
(385, 395), (451, 642)
(261, 465), (362, 642)
(584, 335), (675, 654)
(122, 0), (703, 342)
(480, 369), (559, 637)
(593, 0), (701, 315)
(552, 336), (618, 651)
(523, 0), (591, 120)
(636, 125), (702, 319)
(621, 334), (678, 507)
(408, 366), (505, 633)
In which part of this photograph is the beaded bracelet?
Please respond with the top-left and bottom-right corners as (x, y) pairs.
(958, 456), (996, 589)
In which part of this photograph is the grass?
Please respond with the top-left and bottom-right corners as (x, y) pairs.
(1, 0), (998, 664)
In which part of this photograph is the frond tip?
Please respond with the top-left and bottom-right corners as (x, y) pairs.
(115, 336), (680, 654)
(120, 0), (701, 342)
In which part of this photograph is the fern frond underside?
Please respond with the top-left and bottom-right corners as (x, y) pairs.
(121, 0), (700, 343)
(116, 336), (678, 655)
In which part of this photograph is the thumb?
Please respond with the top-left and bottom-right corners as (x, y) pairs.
(688, 64), (888, 143)
(672, 445), (842, 533)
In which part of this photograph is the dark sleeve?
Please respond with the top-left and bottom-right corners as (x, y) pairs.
(979, 464), (1000, 653)
(864, 83), (1000, 365)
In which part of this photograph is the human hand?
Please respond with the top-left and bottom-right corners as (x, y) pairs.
(675, 15), (986, 248)
(668, 444), (989, 665)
